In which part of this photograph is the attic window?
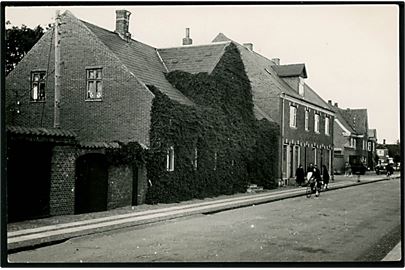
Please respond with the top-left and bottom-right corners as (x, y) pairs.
(171, 59), (178, 64)
(30, 71), (46, 102)
(205, 52), (212, 56)
(86, 68), (102, 100)
(195, 59), (203, 62)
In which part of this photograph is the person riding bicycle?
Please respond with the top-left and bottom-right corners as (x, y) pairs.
(309, 164), (323, 197)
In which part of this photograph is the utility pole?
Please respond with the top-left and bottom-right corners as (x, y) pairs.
(54, 10), (61, 128)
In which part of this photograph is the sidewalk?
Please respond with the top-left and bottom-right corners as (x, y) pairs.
(7, 173), (401, 252)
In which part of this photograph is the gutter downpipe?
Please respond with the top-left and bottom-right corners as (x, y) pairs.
(281, 92), (286, 181)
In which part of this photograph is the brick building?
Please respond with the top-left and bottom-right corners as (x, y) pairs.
(367, 129), (378, 170)
(330, 102), (371, 174)
(5, 9), (336, 220)
(207, 33), (335, 182)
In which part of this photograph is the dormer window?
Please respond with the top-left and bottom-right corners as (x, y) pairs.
(298, 77), (305, 96)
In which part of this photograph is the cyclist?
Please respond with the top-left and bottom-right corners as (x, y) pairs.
(310, 165), (323, 197)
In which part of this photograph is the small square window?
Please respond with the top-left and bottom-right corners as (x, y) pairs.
(86, 68), (103, 100)
(30, 71), (46, 101)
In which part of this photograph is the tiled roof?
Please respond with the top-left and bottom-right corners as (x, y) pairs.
(211, 33), (332, 113)
(368, 129), (377, 139)
(273, 64), (307, 78)
(253, 105), (276, 122)
(331, 107), (355, 134)
(339, 108), (368, 135)
(7, 126), (77, 138)
(80, 20), (193, 106)
(157, 41), (231, 74)
(79, 141), (121, 149)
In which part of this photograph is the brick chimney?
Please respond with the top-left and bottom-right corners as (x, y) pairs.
(243, 43), (253, 51)
(328, 100), (332, 105)
(182, 28), (192, 45)
(115, 10), (131, 41)
(334, 102), (338, 107)
(271, 58), (280, 65)
(383, 139), (386, 145)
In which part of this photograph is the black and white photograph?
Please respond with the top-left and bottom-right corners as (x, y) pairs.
(1, 2), (403, 266)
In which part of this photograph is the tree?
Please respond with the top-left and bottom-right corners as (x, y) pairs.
(5, 22), (45, 75)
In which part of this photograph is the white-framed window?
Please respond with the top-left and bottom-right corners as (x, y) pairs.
(350, 138), (356, 149)
(193, 147), (198, 170)
(30, 71), (46, 101)
(289, 105), (297, 128)
(213, 151), (217, 171)
(298, 77), (305, 96)
(325, 117), (330, 135)
(166, 146), (175, 171)
(305, 109), (309, 131)
(367, 142), (372, 151)
(314, 113), (320, 133)
(362, 140), (366, 150)
(86, 68), (103, 100)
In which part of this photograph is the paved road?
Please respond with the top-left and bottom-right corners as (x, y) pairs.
(8, 178), (401, 263)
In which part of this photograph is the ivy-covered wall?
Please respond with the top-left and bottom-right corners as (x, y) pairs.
(145, 43), (279, 204)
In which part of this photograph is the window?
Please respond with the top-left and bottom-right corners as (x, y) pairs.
(305, 110), (309, 131)
(350, 138), (356, 149)
(31, 71), (46, 101)
(325, 117), (330, 135)
(314, 113), (320, 133)
(213, 151), (217, 171)
(368, 142), (372, 151)
(86, 68), (103, 100)
(166, 146), (174, 171)
(193, 147), (198, 170)
(289, 106), (297, 128)
(298, 77), (305, 96)
(362, 140), (366, 150)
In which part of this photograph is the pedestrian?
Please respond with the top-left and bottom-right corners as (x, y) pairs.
(322, 165), (330, 190)
(306, 163), (314, 183)
(344, 162), (350, 177)
(295, 164), (305, 187)
(313, 165), (322, 197)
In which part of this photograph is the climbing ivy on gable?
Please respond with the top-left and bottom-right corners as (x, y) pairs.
(145, 43), (279, 204)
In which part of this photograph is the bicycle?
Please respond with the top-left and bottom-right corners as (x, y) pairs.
(305, 178), (324, 198)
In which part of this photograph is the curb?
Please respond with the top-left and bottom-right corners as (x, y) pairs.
(7, 176), (400, 252)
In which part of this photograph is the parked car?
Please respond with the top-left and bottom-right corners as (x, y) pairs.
(375, 163), (388, 175)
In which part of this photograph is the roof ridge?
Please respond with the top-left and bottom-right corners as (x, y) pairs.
(158, 41), (231, 50)
(80, 19), (158, 50)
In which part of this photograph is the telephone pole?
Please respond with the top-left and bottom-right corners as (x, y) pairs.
(54, 10), (61, 128)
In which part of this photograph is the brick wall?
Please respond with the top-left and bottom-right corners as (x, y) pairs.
(107, 164), (133, 209)
(49, 145), (77, 216)
(5, 12), (153, 146)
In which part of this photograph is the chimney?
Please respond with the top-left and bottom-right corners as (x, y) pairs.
(243, 43), (253, 51)
(334, 102), (338, 107)
(271, 58), (280, 65)
(115, 10), (131, 40)
(383, 139), (386, 145)
(182, 28), (193, 45)
(328, 100), (332, 105)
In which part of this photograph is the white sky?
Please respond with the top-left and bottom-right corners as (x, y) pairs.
(5, 5), (400, 144)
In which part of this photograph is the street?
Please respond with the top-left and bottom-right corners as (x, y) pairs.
(8, 178), (401, 263)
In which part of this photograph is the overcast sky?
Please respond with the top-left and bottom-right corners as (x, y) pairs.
(5, 4), (400, 144)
